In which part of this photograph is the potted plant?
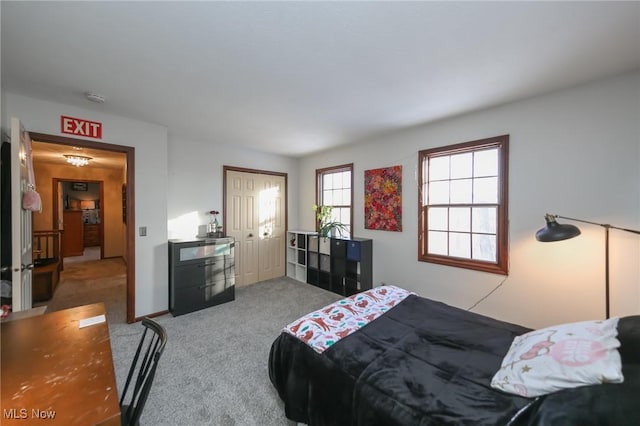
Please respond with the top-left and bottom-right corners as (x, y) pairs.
(313, 205), (348, 238)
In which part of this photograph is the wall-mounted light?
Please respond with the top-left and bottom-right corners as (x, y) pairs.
(64, 154), (92, 167)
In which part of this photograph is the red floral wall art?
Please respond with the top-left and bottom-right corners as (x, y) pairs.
(364, 165), (402, 231)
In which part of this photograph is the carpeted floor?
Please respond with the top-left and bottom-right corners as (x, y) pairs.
(43, 258), (339, 424)
(108, 277), (342, 425)
(45, 257), (127, 324)
(63, 246), (101, 264)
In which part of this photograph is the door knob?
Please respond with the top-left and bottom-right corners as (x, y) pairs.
(0, 265), (29, 272)
(248, 233), (253, 238)
(263, 232), (268, 236)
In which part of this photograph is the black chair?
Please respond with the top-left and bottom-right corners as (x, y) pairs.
(119, 318), (168, 426)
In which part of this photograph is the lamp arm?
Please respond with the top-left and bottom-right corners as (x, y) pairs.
(611, 226), (640, 235)
(544, 213), (638, 320)
(553, 214), (640, 235)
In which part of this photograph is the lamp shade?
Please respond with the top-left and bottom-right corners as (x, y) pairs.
(80, 200), (96, 210)
(535, 214), (581, 242)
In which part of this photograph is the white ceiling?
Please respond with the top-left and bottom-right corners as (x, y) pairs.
(2, 2), (639, 158)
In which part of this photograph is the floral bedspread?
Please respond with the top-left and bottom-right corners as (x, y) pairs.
(284, 285), (413, 353)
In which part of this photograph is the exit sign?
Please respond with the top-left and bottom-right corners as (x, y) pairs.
(60, 115), (102, 139)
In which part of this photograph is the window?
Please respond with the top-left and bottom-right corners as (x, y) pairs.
(316, 163), (353, 238)
(418, 135), (509, 274)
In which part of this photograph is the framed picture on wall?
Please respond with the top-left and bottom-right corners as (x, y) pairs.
(364, 165), (402, 232)
(72, 182), (88, 191)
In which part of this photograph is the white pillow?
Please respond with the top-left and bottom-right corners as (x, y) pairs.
(491, 318), (623, 397)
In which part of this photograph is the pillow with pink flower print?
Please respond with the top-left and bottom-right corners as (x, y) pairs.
(491, 318), (623, 397)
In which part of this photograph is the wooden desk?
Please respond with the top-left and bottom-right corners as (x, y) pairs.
(1, 303), (120, 425)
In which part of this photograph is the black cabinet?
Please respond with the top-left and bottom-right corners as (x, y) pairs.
(306, 236), (330, 290)
(169, 238), (235, 316)
(307, 236), (372, 296)
(344, 238), (373, 296)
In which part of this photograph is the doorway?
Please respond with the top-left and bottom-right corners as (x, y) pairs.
(29, 132), (135, 323)
(54, 179), (104, 262)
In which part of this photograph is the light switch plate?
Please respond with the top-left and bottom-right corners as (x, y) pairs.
(139, 226), (147, 237)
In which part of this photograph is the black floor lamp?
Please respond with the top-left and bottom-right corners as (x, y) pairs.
(535, 214), (640, 319)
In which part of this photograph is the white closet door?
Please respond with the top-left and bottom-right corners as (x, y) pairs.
(257, 174), (285, 281)
(225, 170), (286, 286)
(226, 170), (260, 286)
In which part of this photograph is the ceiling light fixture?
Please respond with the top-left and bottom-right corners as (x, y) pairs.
(85, 92), (105, 103)
(64, 154), (92, 167)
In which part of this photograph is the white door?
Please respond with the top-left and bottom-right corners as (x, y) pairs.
(10, 117), (33, 311)
(226, 170), (285, 286)
(227, 170), (260, 286)
(257, 175), (285, 281)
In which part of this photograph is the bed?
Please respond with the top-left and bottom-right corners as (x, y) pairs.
(268, 286), (640, 425)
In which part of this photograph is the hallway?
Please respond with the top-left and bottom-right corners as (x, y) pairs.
(27, 135), (132, 325)
(43, 255), (127, 324)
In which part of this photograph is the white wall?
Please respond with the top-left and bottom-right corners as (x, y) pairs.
(2, 92), (169, 318)
(166, 136), (300, 240)
(1, 92), (300, 318)
(3, 72), (637, 327)
(299, 71), (640, 328)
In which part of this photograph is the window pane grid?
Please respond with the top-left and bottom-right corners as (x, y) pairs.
(419, 137), (508, 274)
(426, 206), (497, 261)
(317, 165), (353, 238)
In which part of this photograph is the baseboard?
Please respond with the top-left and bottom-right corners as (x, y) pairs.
(102, 255), (125, 261)
(133, 309), (169, 323)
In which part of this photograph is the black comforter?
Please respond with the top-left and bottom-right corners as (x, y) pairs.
(269, 294), (640, 425)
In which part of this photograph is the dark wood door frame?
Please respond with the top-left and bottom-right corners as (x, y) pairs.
(30, 132), (135, 323)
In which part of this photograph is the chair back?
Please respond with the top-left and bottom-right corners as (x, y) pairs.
(119, 318), (167, 426)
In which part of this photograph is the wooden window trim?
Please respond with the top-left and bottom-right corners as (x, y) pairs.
(316, 163), (354, 237)
(418, 135), (509, 275)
